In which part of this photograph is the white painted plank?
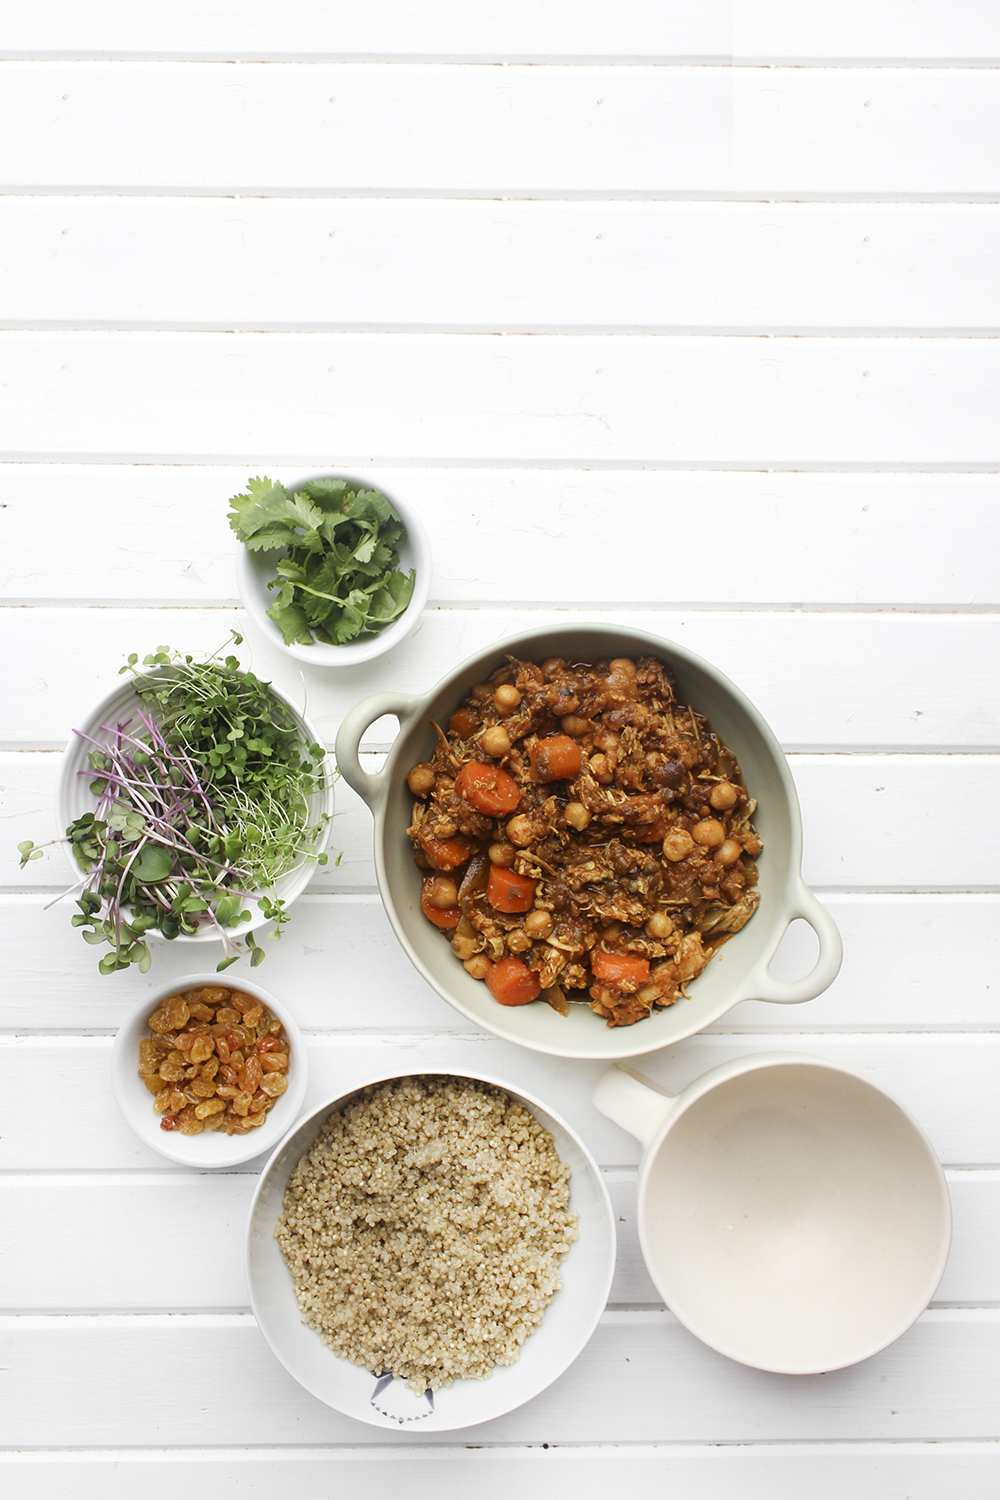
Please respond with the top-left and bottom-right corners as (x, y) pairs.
(1, 610), (997, 754)
(737, 2), (1000, 66)
(0, 63), (733, 195)
(1, 1034), (995, 1170)
(732, 68), (1000, 196)
(790, 756), (1000, 892)
(4, 1445), (999, 1500)
(2, 1168), (993, 1312)
(5, 200), (998, 332)
(1, 1310), (995, 1444)
(0, 892), (996, 1034)
(3, 467), (997, 608)
(4, 333), (997, 467)
(5, 742), (1000, 895)
(2, 65), (997, 197)
(0, 2), (733, 63)
(4, 2), (999, 66)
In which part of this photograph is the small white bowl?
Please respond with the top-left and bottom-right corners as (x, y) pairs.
(235, 474), (431, 666)
(57, 670), (334, 947)
(112, 973), (308, 1168)
(246, 1068), (616, 1431)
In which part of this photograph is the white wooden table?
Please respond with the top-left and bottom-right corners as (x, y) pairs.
(2, 4), (998, 1495)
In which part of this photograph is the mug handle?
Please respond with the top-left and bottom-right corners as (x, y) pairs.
(593, 1064), (680, 1150)
(335, 692), (425, 813)
(740, 879), (843, 1006)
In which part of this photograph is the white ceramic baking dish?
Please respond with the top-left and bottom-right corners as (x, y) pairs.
(336, 624), (842, 1060)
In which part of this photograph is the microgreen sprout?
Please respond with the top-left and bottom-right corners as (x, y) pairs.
(22, 636), (333, 975)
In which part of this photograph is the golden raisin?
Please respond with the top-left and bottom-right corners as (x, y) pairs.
(194, 1099), (226, 1119)
(161, 997), (190, 1030)
(190, 1035), (214, 1065)
(239, 1055), (263, 1094)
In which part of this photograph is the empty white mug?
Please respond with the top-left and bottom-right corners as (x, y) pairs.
(593, 1054), (951, 1373)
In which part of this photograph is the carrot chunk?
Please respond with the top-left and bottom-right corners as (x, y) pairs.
(455, 760), (521, 817)
(421, 835), (475, 871)
(486, 865), (537, 913)
(448, 706), (479, 738)
(529, 734), (583, 782)
(486, 956), (541, 1007)
(591, 951), (651, 992)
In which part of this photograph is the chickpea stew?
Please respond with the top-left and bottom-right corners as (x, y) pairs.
(406, 656), (762, 1027)
(139, 984), (291, 1135)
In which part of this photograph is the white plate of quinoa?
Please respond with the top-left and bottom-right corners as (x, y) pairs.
(246, 1069), (616, 1431)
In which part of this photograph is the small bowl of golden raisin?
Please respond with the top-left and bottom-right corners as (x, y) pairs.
(112, 974), (307, 1167)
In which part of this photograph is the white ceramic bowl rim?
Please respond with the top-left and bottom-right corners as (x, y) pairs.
(235, 470), (432, 666)
(335, 622), (843, 1060)
(57, 666), (335, 943)
(110, 971), (309, 1169)
(246, 1066), (617, 1432)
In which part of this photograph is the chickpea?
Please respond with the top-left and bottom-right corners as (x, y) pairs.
(463, 955), (492, 980)
(451, 932), (481, 961)
(524, 909), (553, 939)
(488, 841), (516, 867)
(710, 780), (739, 811)
(479, 725), (511, 758)
(423, 875), (459, 909)
(662, 828), (694, 862)
(589, 753), (613, 785)
(715, 838), (742, 866)
(560, 714), (590, 738)
(541, 657), (566, 679)
(506, 814), (536, 847)
(494, 684), (522, 715)
(470, 682), (495, 702)
(506, 930), (533, 954)
(601, 922), (621, 940)
(608, 658), (638, 698)
(692, 818), (726, 848)
(744, 834), (763, 857)
(564, 801), (591, 831)
(593, 727), (620, 752)
(645, 911), (674, 940)
(406, 762), (437, 797)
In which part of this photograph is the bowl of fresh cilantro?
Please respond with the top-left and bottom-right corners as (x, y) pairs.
(230, 474), (431, 665)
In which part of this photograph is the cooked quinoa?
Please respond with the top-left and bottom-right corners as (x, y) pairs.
(274, 1075), (579, 1392)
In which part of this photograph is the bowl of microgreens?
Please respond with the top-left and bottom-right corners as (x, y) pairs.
(230, 474), (431, 665)
(20, 639), (334, 976)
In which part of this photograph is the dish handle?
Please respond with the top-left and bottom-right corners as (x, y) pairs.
(593, 1064), (679, 1149)
(740, 880), (843, 1005)
(335, 693), (424, 813)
